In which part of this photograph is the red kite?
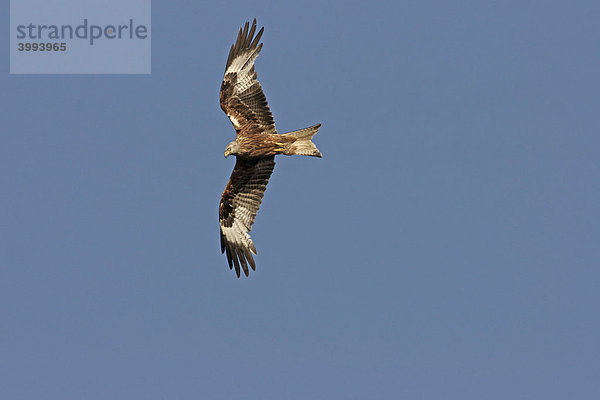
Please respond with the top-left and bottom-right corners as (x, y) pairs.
(219, 19), (322, 277)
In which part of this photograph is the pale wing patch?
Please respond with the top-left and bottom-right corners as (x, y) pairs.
(220, 222), (256, 254)
(225, 47), (260, 76)
(227, 113), (241, 129)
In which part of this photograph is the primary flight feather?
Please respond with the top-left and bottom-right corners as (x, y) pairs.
(219, 19), (322, 278)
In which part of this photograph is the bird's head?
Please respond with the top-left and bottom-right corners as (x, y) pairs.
(224, 140), (240, 158)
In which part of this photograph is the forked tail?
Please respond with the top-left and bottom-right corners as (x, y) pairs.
(280, 123), (322, 157)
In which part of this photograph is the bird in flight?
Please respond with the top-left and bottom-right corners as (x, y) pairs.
(218, 19), (322, 278)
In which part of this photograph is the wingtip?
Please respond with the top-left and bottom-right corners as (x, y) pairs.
(243, 247), (256, 271)
(224, 246), (233, 267)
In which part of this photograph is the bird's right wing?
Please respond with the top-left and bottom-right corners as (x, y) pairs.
(219, 156), (275, 277)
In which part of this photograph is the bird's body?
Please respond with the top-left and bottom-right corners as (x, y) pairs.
(224, 126), (322, 159)
(218, 19), (322, 277)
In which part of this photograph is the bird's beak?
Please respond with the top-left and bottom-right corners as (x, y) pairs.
(224, 150), (230, 158)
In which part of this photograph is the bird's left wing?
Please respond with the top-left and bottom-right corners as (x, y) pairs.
(220, 19), (276, 135)
(219, 156), (275, 277)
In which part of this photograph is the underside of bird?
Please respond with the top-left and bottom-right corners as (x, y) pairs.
(225, 123), (322, 159)
(218, 19), (322, 278)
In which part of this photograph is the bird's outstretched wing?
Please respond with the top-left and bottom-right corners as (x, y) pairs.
(220, 19), (276, 135)
(219, 157), (275, 277)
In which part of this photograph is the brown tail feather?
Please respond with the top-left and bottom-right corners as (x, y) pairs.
(280, 123), (322, 157)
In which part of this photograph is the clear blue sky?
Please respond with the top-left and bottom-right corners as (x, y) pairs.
(2, 1), (599, 398)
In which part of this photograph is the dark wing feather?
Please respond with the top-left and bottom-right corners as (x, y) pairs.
(219, 157), (275, 277)
(220, 19), (276, 135)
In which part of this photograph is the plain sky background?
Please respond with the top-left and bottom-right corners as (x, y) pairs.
(2, 1), (599, 399)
